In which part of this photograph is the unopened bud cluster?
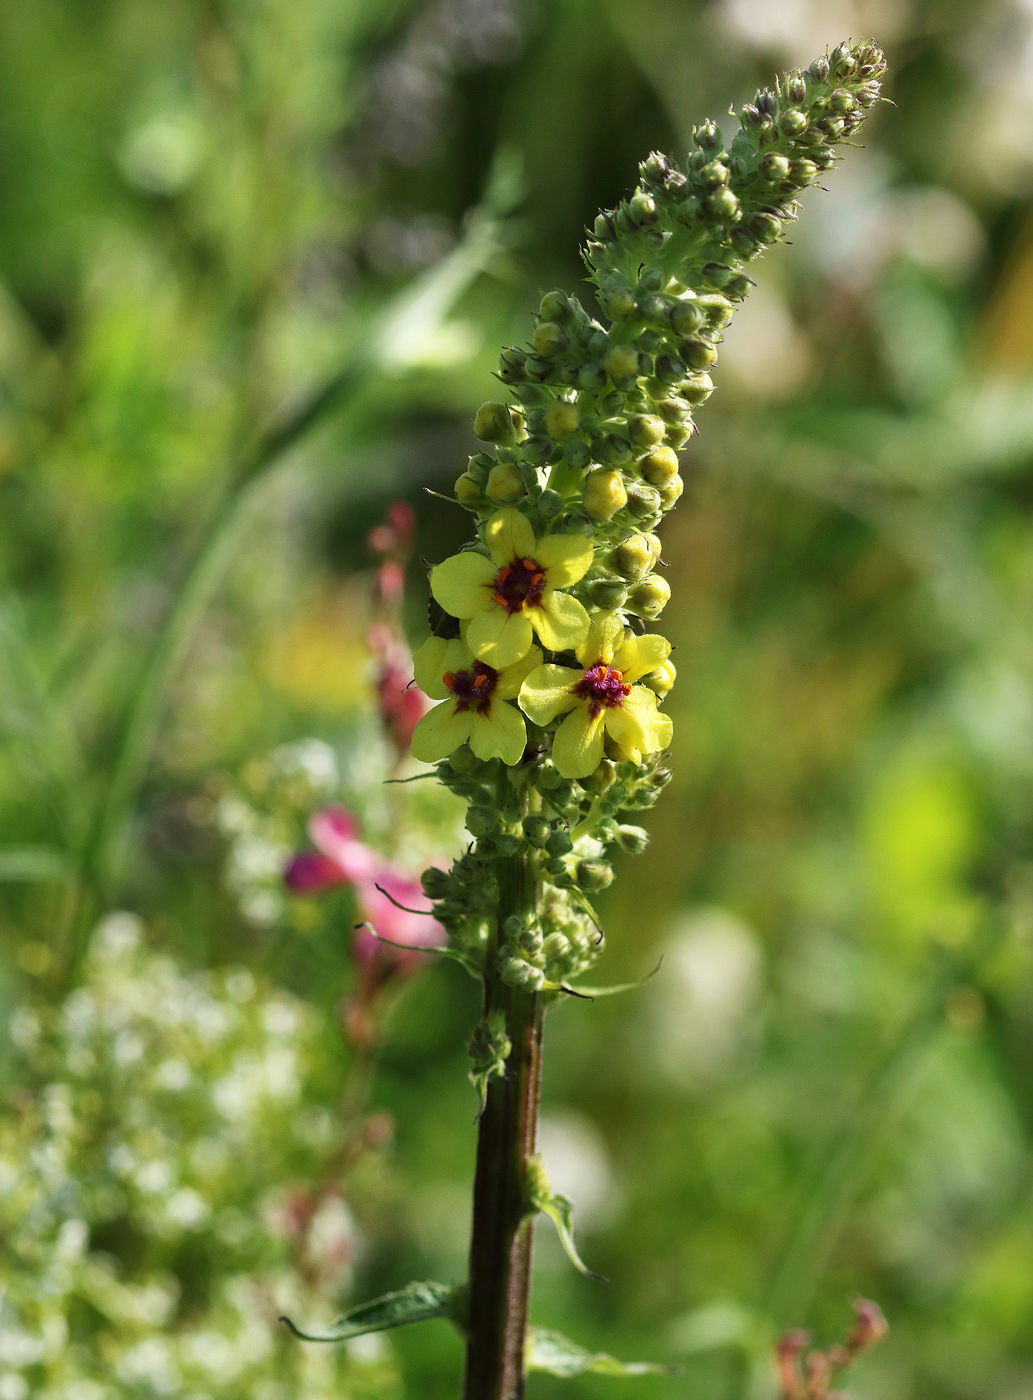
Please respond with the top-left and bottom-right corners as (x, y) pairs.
(414, 41), (886, 1000)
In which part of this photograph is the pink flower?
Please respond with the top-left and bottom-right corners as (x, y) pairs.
(284, 806), (446, 997)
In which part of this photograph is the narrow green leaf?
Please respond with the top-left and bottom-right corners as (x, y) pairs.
(537, 1192), (606, 1282)
(528, 1327), (676, 1378)
(0, 847), (72, 883)
(560, 957), (664, 1000)
(280, 1281), (456, 1344)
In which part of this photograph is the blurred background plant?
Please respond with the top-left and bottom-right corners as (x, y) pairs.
(4, 1), (1033, 1397)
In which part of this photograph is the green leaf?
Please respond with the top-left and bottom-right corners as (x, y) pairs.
(0, 847), (72, 883)
(280, 1281), (458, 1344)
(528, 1328), (676, 1378)
(538, 1190), (607, 1281)
(560, 957), (665, 1000)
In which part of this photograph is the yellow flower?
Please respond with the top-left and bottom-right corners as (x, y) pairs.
(411, 634), (543, 766)
(429, 508), (592, 669)
(518, 612), (673, 780)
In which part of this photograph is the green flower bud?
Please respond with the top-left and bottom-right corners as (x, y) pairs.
(628, 192), (658, 225)
(599, 432), (633, 467)
(614, 824), (650, 854)
(576, 859), (614, 892)
(725, 273), (754, 300)
(629, 414), (666, 448)
(681, 373), (714, 405)
(675, 195), (702, 225)
(539, 290), (573, 323)
(546, 856), (571, 879)
(680, 337), (718, 370)
(808, 54), (830, 83)
(564, 436), (592, 470)
(537, 488), (563, 520)
(701, 262), (732, 290)
(583, 469), (628, 521)
(491, 833), (521, 858)
(542, 932), (571, 963)
(665, 422), (693, 449)
(654, 353), (688, 385)
(545, 401), (580, 438)
(627, 574), (671, 617)
(603, 343), (639, 382)
(625, 483), (662, 521)
(580, 758), (617, 793)
(499, 953), (546, 992)
(780, 109), (809, 137)
(700, 160), (730, 189)
(521, 434), (552, 466)
(640, 445), (680, 485)
(448, 745), (479, 773)
(611, 533), (655, 579)
(599, 279), (637, 319)
(521, 926), (545, 958)
(642, 658), (676, 698)
(421, 867), (452, 900)
(533, 322), (569, 358)
(637, 293), (670, 325)
(498, 346), (527, 383)
(486, 462), (527, 504)
(474, 401), (518, 443)
(784, 72), (807, 105)
(670, 300), (705, 336)
(545, 828), (573, 857)
(657, 473), (684, 510)
(693, 119), (720, 152)
(455, 473), (484, 507)
(656, 395), (691, 424)
(536, 763), (562, 792)
(466, 805), (501, 838)
(587, 577), (628, 610)
(697, 294), (734, 328)
(759, 152), (791, 183)
(522, 814), (552, 847)
(578, 362), (608, 391)
(706, 187), (741, 221)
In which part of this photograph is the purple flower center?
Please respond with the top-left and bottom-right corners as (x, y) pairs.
(492, 557), (546, 615)
(443, 662), (499, 715)
(574, 661), (631, 718)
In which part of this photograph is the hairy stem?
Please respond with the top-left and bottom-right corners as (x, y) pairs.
(463, 850), (544, 1400)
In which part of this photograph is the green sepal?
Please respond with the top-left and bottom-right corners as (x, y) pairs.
(559, 956), (664, 1000)
(525, 1154), (605, 1281)
(280, 1280), (461, 1344)
(527, 1327), (677, 1378)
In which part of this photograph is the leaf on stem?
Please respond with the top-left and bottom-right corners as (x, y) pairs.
(280, 1280), (459, 1343)
(527, 1327), (677, 1378)
(526, 1153), (606, 1281)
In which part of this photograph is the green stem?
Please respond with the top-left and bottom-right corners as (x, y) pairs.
(463, 849), (544, 1400)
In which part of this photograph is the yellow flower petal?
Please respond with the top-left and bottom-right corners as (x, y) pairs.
(604, 686), (673, 763)
(467, 605), (535, 668)
(553, 704), (605, 780)
(531, 589), (590, 653)
(534, 534), (594, 587)
(430, 552), (496, 618)
(484, 507), (536, 566)
(495, 646), (543, 700)
(518, 663), (581, 724)
(410, 702), (472, 763)
(575, 610), (623, 667)
(469, 700), (527, 765)
(613, 632), (671, 683)
(412, 635), (473, 699)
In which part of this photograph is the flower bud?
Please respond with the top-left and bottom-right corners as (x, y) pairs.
(537, 489), (563, 520)
(539, 290), (573, 323)
(693, 119), (720, 152)
(545, 828), (573, 857)
(581, 758), (617, 792)
(522, 814), (552, 847)
(533, 322), (568, 358)
(701, 262), (732, 290)
(654, 353), (687, 385)
(587, 577), (628, 610)
(578, 362), (608, 391)
(491, 833), (521, 858)
(614, 824), (649, 854)
(486, 462), (527, 504)
(625, 483), (662, 521)
(670, 299), (705, 336)
(599, 432), (633, 467)
(611, 533), (654, 579)
(545, 401), (580, 438)
(665, 422), (693, 449)
(784, 72), (807, 104)
(564, 436), (592, 469)
(679, 337), (717, 371)
(706, 187), (741, 221)
(499, 953), (546, 991)
(474, 401), (518, 443)
(640, 445), (680, 485)
(454, 473), (484, 507)
(602, 344), (639, 383)
(583, 468), (628, 521)
(536, 763), (562, 791)
(629, 414), (666, 448)
(466, 805), (501, 838)
(576, 859), (613, 892)
(421, 868), (452, 900)
(599, 279), (637, 319)
(657, 473), (684, 510)
(627, 574), (671, 618)
(779, 109), (809, 137)
(808, 55), (830, 83)
(628, 192), (658, 225)
(758, 152), (791, 184)
(642, 658), (676, 697)
(697, 294), (734, 328)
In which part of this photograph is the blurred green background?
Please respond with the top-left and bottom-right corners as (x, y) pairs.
(4, 1), (1033, 1397)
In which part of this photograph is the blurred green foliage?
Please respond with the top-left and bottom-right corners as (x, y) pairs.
(4, 1), (1033, 1397)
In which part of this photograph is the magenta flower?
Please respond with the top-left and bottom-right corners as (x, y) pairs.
(284, 807), (446, 995)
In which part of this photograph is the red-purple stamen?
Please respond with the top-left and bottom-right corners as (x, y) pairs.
(443, 662), (500, 715)
(491, 557), (546, 615)
(574, 661), (631, 718)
